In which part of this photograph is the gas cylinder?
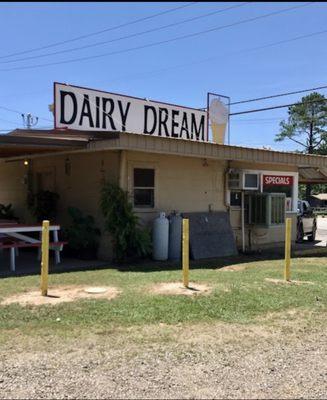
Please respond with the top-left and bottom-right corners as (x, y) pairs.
(168, 212), (182, 260)
(152, 212), (169, 260)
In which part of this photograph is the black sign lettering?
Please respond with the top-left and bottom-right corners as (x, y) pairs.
(180, 112), (190, 139)
(171, 110), (179, 138)
(60, 90), (77, 124)
(118, 101), (130, 132)
(95, 96), (100, 128)
(144, 105), (157, 135)
(79, 94), (94, 128)
(191, 114), (205, 141)
(158, 107), (169, 137)
(102, 98), (116, 130)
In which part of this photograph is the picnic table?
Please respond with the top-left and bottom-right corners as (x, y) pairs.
(0, 222), (66, 272)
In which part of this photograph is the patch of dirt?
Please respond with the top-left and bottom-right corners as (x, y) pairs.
(219, 264), (247, 271)
(151, 282), (211, 296)
(0, 315), (326, 399)
(1, 285), (121, 306)
(265, 278), (314, 285)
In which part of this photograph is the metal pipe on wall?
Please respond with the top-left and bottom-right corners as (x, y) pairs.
(119, 150), (127, 190)
(241, 191), (245, 253)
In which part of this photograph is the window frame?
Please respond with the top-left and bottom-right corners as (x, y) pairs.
(133, 168), (155, 209)
(128, 161), (158, 212)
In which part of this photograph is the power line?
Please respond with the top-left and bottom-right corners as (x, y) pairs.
(231, 84), (327, 106)
(0, 117), (21, 125)
(0, 25), (325, 103)
(104, 28), (327, 90)
(230, 98), (327, 116)
(1, 3), (250, 64)
(0, 2), (197, 60)
(0, 105), (52, 123)
(1, 2), (313, 72)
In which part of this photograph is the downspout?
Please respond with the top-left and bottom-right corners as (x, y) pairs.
(119, 150), (127, 190)
(241, 191), (245, 253)
(224, 160), (231, 209)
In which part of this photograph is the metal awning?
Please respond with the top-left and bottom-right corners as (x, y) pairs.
(299, 166), (327, 184)
(0, 129), (117, 158)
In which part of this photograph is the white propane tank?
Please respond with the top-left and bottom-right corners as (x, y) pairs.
(152, 212), (169, 260)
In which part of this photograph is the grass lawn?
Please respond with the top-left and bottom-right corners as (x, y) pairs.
(0, 256), (326, 339)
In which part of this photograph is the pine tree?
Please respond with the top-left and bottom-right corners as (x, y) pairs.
(275, 92), (327, 199)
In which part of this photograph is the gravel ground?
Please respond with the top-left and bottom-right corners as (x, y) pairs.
(1, 312), (326, 399)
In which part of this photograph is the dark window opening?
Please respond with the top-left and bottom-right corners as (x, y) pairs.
(230, 191), (242, 207)
(133, 168), (155, 208)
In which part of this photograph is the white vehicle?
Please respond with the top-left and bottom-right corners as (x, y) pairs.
(297, 200), (317, 242)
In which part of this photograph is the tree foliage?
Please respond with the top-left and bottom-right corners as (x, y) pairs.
(275, 92), (327, 198)
(275, 92), (327, 154)
(100, 182), (152, 261)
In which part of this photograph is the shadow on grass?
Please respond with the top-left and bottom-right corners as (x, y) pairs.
(1, 249), (327, 279)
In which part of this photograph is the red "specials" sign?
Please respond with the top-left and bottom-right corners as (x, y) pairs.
(263, 175), (293, 186)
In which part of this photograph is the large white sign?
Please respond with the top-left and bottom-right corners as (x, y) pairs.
(54, 83), (208, 142)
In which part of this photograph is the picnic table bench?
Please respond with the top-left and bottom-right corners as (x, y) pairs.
(0, 223), (67, 272)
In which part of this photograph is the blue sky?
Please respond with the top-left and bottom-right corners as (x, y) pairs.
(0, 2), (326, 151)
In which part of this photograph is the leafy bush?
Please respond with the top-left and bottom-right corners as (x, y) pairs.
(100, 182), (152, 261)
(64, 207), (101, 259)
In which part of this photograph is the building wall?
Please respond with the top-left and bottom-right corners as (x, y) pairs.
(30, 150), (120, 259)
(123, 151), (227, 225)
(0, 149), (300, 260)
(230, 161), (298, 172)
(0, 160), (29, 221)
(231, 210), (297, 250)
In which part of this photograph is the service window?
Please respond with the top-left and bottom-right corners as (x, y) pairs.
(133, 168), (155, 208)
(246, 193), (285, 226)
(262, 175), (294, 212)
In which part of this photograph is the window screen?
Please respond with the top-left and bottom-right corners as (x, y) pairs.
(247, 193), (285, 226)
(133, 168), (155, 208)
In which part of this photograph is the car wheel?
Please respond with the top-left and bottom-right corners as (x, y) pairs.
(296, 223), (304, 243)
(308, 224), (317, 242)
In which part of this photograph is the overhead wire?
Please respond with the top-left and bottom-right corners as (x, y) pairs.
(0, 2), (198, 60)
(231, 84), (327, 106)
(230, 98), (327, 116)
(0, 2), (314, 72)
(0, 3), (250, 64)
(101, 28), (327, 89)
(0, 105), (53, 123)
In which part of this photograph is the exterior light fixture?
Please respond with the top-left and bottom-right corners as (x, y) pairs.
(23, 160), (29, 166)
(202, 158), (209, 167)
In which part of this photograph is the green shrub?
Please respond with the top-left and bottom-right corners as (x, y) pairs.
(64, 207), (101, 259)
(100, 182), (152, 261)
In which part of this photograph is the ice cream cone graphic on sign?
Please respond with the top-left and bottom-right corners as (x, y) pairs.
(209, 99), (229, 144)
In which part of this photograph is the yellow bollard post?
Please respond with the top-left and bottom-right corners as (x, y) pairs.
(284, 217), (292, 281)
(182, 218), (189, 288)
(40, 220), (50, 296)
